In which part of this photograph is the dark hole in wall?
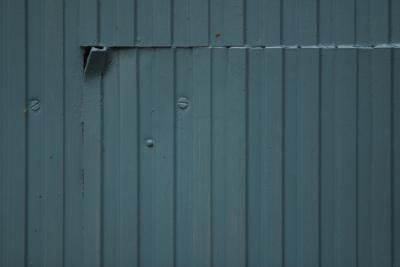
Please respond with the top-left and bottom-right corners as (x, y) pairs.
(82, 46), (106, 70)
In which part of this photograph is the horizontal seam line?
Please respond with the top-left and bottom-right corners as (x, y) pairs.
(81, 43), (400, 49)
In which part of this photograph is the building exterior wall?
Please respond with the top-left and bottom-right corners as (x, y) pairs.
(0, 0), (399, 266)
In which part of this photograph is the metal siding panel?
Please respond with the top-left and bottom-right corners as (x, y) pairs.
(357, 49), (392, 267)
(139, 49), (175, 266)
(27, 1), (46, 266)
(297, 0), (318, 44)
(319, 0), (356, 44)
(173, 0), (209, 46)
(79, 0), (98, 45)
(246, 0), (281, 45)
(175, 48), (212, 267)
(211, 48), (247, 267)
(247, 49), (283, 267)
(115, 0), (136, 45)
(103, 53), (120, 266)
(78, 0), (400, 46)
(392, 0), (400, 42)
(283, 49), (299, 267)
(102, 50), (139, 267)
(27, 0), (64, 265)
(64, 0), (84, 266)
(282, 0), (297, 45)
(282, 0), (319, 45)
(296, 49), (320, 266)
(118, 50), (140, 267)
(320, 49), (358, 267)
(100, 0), (116, 45)
(356, 0), (390, 44)
(284, 49), (320, 267)
(0, 0), (27, 266)
(82, 75), (102, 267)
(137, 0), (172, 46)
(369, 0), (390, 43)
(394, 49), (400, 267)
(209, 0), (245, 46)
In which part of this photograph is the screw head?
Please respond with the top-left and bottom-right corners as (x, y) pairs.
(177, 97), (190, 110)
(146, 139), (154, 147)
(29, 99), (41, 112)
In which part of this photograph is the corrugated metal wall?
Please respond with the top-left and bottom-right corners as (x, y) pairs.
(79, 0), (400, 46)
(0, 0), (84, 266)
(81, 48), (400, 267)
(1, 0), (400, 267)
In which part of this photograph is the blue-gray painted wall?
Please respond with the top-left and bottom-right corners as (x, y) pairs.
(79, 0), (400, 46)
(0, 0), (400, 267)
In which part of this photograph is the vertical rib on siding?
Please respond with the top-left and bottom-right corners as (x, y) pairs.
(64, 0), (85, 265)
(319, 0), (356, 44)
(173, 0), (209, 46)
(0, 1), (27, 266)
(320, 49), (357, 267)
(394, 49), (400, 267)
(102, 50), (139, 267)
(118, 50), (140, 266)
(82, 74), (103, 267)
(138, 49), (175, 266)
(211, 48), (247, 267)
(137, 0), (172, 46)
(247, 48), (284, 267)
(175, 48), (212, 267)
(284, 49), (320, 267)
(246, 0), (282, 45)
(357, 49), (392, 267)
(27, 0), (65, 265)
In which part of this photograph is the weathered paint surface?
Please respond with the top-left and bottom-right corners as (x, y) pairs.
(1, 0), (400, 266)
(81, 48), (400, 267)
(79, 0), (400, 46)
(0, 0), (84, 266)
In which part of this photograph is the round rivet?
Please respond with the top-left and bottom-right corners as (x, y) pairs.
(177, 97), (190, 110)
(146, 139), (154, 147)
(29, 99), (41, 112)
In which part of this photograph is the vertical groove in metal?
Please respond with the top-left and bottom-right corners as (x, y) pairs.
(100, 72), (104, 267)
(244, 48), (248, 267)
(355, 49), (359, 267)
(172, 48), (177, 267)
(209, 49), (214, 267)
(136, 49), (141, 267)
(390, 49), (394, 267)
(0, 0), (27, 266)
(394, 49), (400, 267)
(24, 0), (29, 265)
(62, 0), (66, 265)
(281, 49), (286, 267)
(317, 49), (322, 267)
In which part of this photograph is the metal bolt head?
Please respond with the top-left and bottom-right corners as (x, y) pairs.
(177, 97), (190, 110)
(29, 99), (41, 112)
(146, 139), (154, 148)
